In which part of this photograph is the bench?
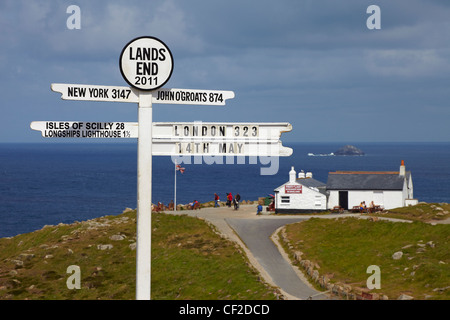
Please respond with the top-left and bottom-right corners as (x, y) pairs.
(352, 206), (365, 213)
(331, 206), (344, 213)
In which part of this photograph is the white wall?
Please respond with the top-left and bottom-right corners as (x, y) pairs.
(405, 199), (418, 206)
(276, 182), (326, 210)
(328, 190), (405, 210)
(350, 190), (404, 209)
(407, 177), (414, 199)
(327, 191), (339, 209)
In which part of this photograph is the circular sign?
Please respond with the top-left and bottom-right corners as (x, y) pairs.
(119, 36), (174, 91)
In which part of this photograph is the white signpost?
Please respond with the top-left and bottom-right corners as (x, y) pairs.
(30, 121), (139, 138)
(119, 36), (174, 91)
(51, 83), (235, 106)
(152, 122), (293, 156)
(30, 121), (293, 156)
(152, 88), (235, 106)
(31, 36), (293, 300)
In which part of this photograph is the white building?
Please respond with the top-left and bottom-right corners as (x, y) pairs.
(326, 160), (418, 210)
(274, 167), (327, 213)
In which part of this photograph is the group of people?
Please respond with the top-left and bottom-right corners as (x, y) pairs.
(189, 200), (199, 209)
(359, 200), (377, 212)
(214, 192), (241, 210)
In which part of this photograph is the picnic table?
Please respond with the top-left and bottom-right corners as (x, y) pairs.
(368, 205), (382, 213)
(331, 206), (344, 213)
(352, 205), (383, 213)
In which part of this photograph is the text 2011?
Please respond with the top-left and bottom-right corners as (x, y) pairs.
(135, 76), (157, 86)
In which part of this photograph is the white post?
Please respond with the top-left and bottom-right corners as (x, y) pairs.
(174, 161), (177, 211)
(136, 92), (152, 300)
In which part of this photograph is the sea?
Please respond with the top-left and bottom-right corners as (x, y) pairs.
(0, 142), (449, 238)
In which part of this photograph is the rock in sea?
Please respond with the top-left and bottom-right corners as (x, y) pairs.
(334, 145), (365, 156)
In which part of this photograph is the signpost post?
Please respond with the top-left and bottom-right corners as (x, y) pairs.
(119, 37), (174, 301)
(31, 36), (292, 300)
(136, 92), (153, 300)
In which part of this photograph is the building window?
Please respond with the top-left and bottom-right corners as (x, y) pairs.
(281, 196), (290, 204)
(315, 195), (322, 207)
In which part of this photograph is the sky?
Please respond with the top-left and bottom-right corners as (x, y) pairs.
(1, 0), (449, 143)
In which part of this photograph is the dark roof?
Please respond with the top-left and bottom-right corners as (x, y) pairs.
(326, 171), (410, 191)
(297, 177), (326, 189)
(297, 178), (327, 195)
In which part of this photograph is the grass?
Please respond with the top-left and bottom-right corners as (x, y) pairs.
(283, 215), (450, 300)
(2, 202), (448, 300)
(151, 213), (278, 300)
(0, 210), (279, 300)
(373, 202), (450, 222)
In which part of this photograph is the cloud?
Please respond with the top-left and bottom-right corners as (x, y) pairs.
(364, 49), (450, 78)
(1, 0), (450, 142)
(146, 0), (204, 53)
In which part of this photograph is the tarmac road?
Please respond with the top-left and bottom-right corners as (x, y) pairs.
(169, 204), (342, 300)
(169, 203), (430, 300)
(226, 217), (326, 300)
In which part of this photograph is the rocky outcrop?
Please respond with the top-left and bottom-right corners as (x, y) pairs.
(334, 145), (365, 156)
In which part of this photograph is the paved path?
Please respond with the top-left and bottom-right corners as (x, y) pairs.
(226, 217), (322, 299)
(168, 204), (354, 300)
(167, 204), (447, 299)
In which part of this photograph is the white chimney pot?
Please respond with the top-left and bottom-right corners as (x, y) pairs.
(289, 166), (296, 183)
(399, 160), (406, 176)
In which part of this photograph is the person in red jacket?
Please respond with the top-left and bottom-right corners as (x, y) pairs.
(227, 193), (233, 207)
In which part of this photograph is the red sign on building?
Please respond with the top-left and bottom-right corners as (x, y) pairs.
(285, 185), (302, 194)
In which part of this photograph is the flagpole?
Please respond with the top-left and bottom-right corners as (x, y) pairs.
(174, 161), (177, 211)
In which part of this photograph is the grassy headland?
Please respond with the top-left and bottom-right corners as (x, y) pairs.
(281, 203), (450, 300)
(372, 202), (450, 222)
(0, 209), (280, 300)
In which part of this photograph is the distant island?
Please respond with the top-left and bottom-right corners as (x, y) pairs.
(307, 145), (365, 157)
(334, 145), (365, 156)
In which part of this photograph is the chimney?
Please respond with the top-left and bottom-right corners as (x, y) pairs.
(289, 166), (296, 183)
(298, 170), (305, 179)
(399, 160), (405, 176)
(306, 172), (313, 178)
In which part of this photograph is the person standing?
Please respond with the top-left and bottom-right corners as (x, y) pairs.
(257, 204), (263, 215)
(234, 193), (241, 210)
(227, 193), (233, 207)
(214, 193), (220, 207)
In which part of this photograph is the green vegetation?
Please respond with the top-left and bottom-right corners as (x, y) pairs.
(374, 202), (450, 222)
(152, 213), (277, 299)
(2, 202), (448, 300)
(0, 210), (279, 300)
(283, 214), (450, 300)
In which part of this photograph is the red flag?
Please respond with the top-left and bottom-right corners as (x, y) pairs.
(176, 164), (185, 174)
